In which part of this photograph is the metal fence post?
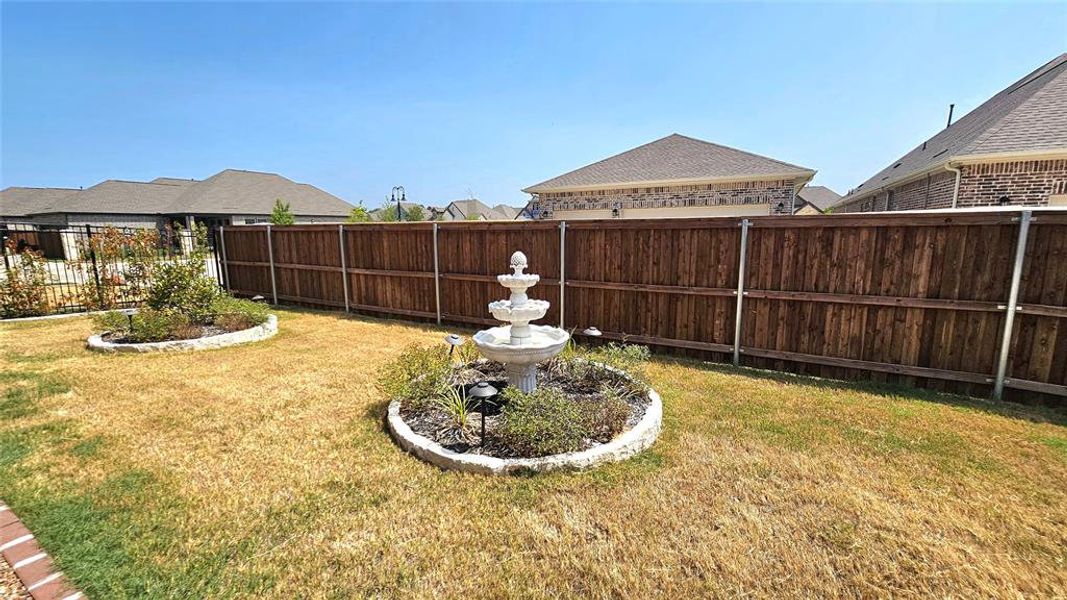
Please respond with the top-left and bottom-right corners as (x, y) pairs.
(432, 223), (442, 324)
(86, 224), (104, 307)
(218, 226), (230, 291)
(0, 228), (11, 276)
(993, 210), (1032, 400)
(338, 225), (350, 312)
(266, 224), (278, 304)
(559, 220), (566, 329)
(732, 219), (751, 366)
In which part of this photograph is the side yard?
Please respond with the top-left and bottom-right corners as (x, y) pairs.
(1, 309), (1065, 598)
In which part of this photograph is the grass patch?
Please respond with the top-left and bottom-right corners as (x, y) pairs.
(0, 309), (1064, 598)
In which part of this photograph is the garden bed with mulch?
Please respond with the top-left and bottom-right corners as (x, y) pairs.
(382, 342), (662, 474)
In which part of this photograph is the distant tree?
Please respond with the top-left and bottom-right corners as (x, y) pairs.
(346, 203), (371, 223)
(380, 199), (400, 222)
(404, 205), (426, 221)
(270, 199), (295, 225)
(464, 212), (481, 221)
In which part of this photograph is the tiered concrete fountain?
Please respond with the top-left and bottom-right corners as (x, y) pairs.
(472, 251), (570, 393)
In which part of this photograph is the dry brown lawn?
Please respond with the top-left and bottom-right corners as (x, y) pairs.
(1, 308), (1065, 599)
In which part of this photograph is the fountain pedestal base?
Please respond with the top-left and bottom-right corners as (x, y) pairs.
(506, 363), (538, 394)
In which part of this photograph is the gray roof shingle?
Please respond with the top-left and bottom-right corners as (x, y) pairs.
(169, 169), (352, 216)
(842, 53), (1067, 204)
(796, 185), (841, 212)
(523, 133), (814, 193)
(0, 187), (82, 217)
(71, 179), (188, 214)
(4, 169), (353, 218)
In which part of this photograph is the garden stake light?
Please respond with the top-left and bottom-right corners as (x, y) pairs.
(583, 326), (602, 337)
(121, 308), (136, 333)
(468, 381), (498, 446)
(443, 333), (464, 358)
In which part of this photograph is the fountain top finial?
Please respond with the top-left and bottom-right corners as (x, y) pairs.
(510, 251), (528, 275)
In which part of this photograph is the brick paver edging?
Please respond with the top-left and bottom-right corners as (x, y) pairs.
(0, 503), (84, 600)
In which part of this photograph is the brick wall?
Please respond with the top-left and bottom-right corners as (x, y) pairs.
(835, 158), (1067, 212)
(956, 159), (1067, 207)
(530, 179), (799, 218)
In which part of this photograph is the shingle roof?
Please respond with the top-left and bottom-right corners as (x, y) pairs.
(492, 204), (521, 219)
(0, 187), (81, 217)
(150, 177), (198, 186)
(69, 179), (188, 214)
(795, 185), (841, 212)
(169, 169), (352, 216)
(842, 53), (1067, 203)
(447, 199), (493, 219)
(523, 133), (814, 193)
(4, 169), (353, 218)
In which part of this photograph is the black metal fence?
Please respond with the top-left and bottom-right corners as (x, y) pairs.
(0, 223), (224, 318)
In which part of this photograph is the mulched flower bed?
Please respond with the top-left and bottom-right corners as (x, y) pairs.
(101, 324), (231, 343)
(398, 356), (652, 459)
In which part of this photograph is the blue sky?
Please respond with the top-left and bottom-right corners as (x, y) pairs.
(2, 2), (1064, 209)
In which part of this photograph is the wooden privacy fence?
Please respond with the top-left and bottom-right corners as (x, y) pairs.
(218, 211), (1067, 404)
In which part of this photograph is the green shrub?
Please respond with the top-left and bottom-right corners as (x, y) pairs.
(92, 310), (131, 335)
(587, 343), (650, 380)
(147, 260), (219, 321)
(92, 309), (200, 342)
(498, 387), (586, 457)
(377, 344), (452, 413)
(210, 296), (269, 331)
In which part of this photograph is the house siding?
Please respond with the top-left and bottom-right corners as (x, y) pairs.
(530, 179), (799, 219)
(835, 159), (1067, 212)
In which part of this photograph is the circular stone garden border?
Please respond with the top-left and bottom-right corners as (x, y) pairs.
(86, 314), (278, 353)
(387, 385), (662, 475)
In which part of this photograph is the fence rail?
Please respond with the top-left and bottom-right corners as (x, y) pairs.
(218, 211), (1067, 404)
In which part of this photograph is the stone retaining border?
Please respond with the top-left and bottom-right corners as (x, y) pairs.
(387, 387), (662, 475)
(0, 503), (83, 600)
(1, 311), (109, 324)
(86, 314), (277, 353)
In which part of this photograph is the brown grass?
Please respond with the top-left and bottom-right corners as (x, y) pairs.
(1, 308), (1065, 598)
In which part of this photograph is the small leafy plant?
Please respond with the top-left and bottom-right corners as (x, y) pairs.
(498, 387), (586, 457)
(377, 344), (452, 413)
(210, 296), (270, 331)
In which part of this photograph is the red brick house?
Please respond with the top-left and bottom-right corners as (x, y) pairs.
(834, 53), (1067, 213)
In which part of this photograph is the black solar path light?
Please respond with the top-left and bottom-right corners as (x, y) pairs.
(468, 381), (498, 446)
(443, 333), (464, 358)
(121, 308), (136, 333)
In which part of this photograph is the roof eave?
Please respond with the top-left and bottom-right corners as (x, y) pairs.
(523, 171), (816, 194)
(837, 147), (1067, 207)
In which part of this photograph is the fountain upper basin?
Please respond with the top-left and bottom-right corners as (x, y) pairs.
(488, 298), (549, 323)
(472, 325), (570, 366)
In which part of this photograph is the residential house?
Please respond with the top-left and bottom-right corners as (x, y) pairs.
(793, 185), (841, 215)
(433, 199), (523, 221)
(522, 133), (816, 219)
(1, 169), (353, 231)
(834, 54), (1067, 213)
